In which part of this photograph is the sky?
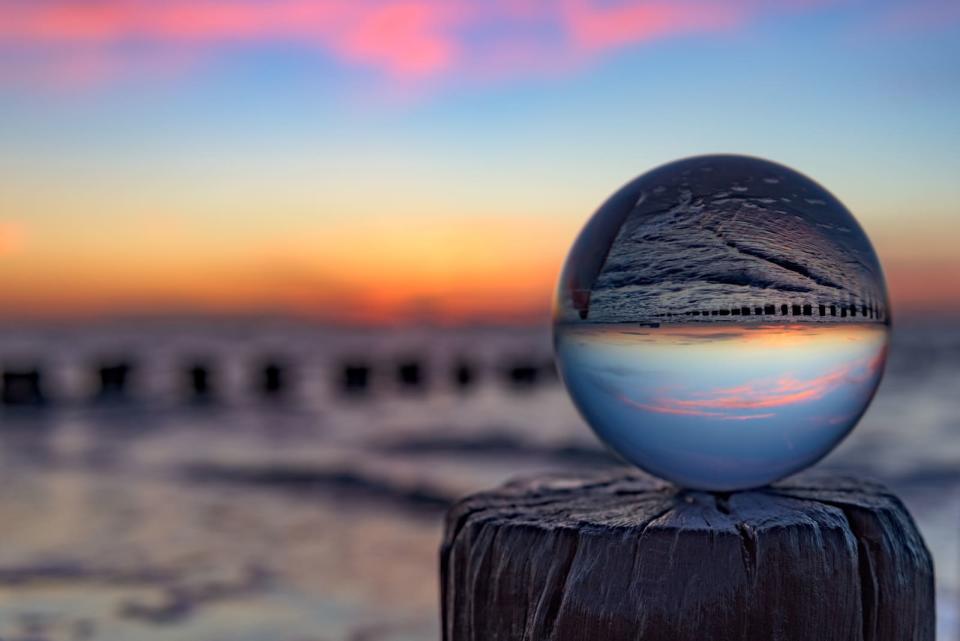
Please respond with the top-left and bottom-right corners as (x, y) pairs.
(0, 0), (958, 325)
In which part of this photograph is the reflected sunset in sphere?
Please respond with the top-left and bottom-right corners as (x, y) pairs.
(553, 155), (890, 491)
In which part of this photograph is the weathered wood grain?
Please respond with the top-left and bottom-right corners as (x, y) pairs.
(441, 470), (934, 641)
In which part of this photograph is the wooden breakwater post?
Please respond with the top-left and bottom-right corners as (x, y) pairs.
(441, 470), (934, 641)
(1, 369), (46, 406)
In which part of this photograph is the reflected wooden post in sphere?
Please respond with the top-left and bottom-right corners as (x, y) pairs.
(440, 471), (934, 641)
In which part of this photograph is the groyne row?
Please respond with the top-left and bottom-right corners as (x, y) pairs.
(1, 356), (558, 407)
(658, 301), (887, 321)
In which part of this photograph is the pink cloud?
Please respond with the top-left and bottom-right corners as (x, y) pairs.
(619, 395), (775, 421)
(562, 0), (746, 51)
(330, 2), (465, 77)
(0, 0), (467, 89)
(1, 1), (339, 42)
(621, 348), (885, 421)
(0, 0), (842, 92)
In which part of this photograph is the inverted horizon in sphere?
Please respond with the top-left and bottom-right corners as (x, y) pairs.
(554, 155), (890, 490)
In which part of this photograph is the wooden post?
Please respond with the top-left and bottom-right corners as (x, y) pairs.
(441, 470), (934, 641)
(452, 360), (476, 391)
(186, 362), (214, 402)
(397, 359), (426, 392)
(339, 361), (371, 395)
(95, 361), (133, 401)
(258, 360), (288, 398)
(1, 369), (46, 406)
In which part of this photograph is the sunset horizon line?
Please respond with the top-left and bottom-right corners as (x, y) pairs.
(0, 302), (956, 330)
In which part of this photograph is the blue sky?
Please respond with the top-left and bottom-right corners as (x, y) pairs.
(1, 0), (958, 321)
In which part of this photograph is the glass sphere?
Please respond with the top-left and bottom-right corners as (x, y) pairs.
(553, 155), (889, 491)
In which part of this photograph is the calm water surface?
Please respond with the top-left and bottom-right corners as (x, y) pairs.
(0, 320), (954, 640)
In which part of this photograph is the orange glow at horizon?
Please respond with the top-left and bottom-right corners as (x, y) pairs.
(0, 213), (580, 324)
(0, 211), (957, 325)
(0, 222), (26, 257)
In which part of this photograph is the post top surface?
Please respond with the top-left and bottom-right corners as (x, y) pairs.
(445, 469), (906, 543)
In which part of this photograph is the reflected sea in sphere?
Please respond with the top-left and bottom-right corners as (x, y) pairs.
(554, 155), (890, 490)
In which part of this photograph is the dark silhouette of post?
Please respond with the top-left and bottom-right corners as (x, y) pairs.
(505, 362), (539, 389)
(442, 471), (934, 641)
(397, 360), (426, 391)
(95, 361), (133, 401)
(2, 369), (46, 406)
(340, 362), (371, 395)
(258, 360), (289, 399)
(781, 303), (789, 315)
(186, 362), (214, 402)
(819, 304), (826, 316)
(452, 360), (476, 391)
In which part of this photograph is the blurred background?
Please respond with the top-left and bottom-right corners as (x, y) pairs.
(0, 1), (958, 639)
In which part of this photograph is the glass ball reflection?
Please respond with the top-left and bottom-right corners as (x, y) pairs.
(553, 155), (889, 491)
